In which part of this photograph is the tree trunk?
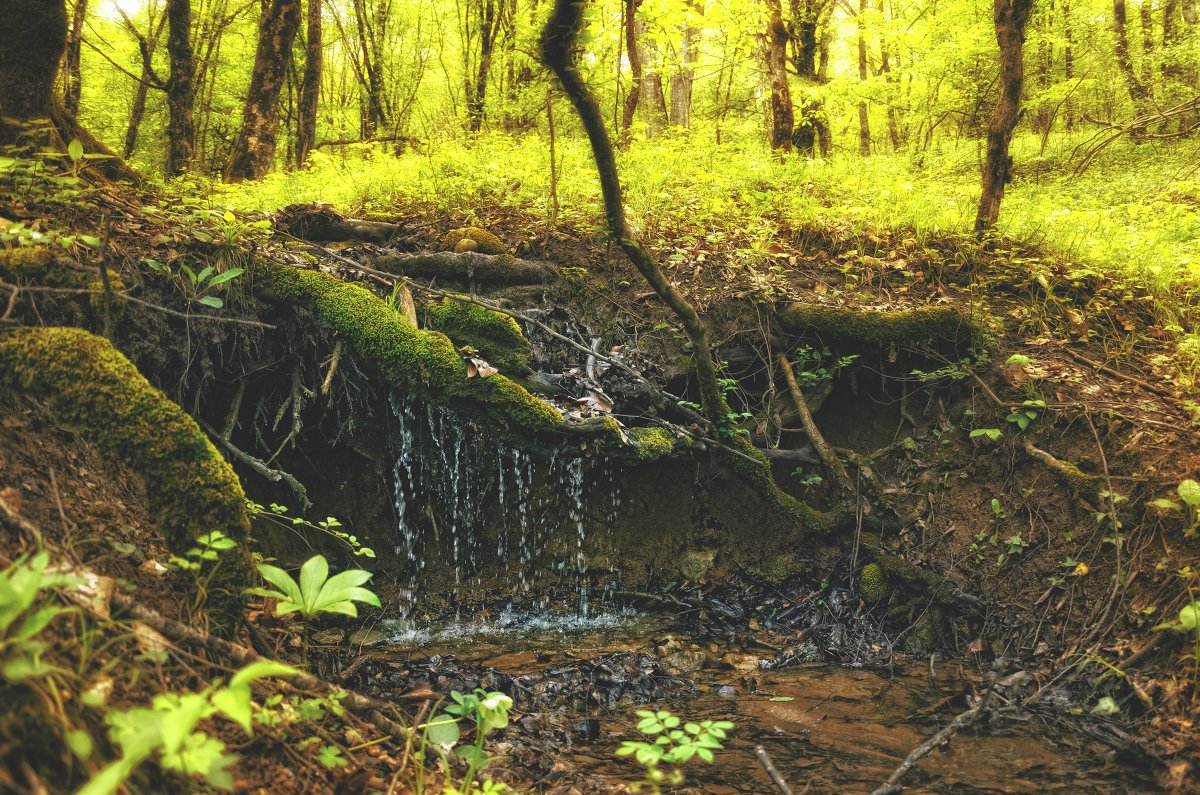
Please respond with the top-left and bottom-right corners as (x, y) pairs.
(878, 0), (900, 149)
(1064, 0), (1074, 129)
(296, 0), (321, 166)
(467, 0), (503, 133)
(856, 0), (870, 156)
(119, 11), (166, 160)
(975, 0), (1033, 236)
(619, 0), (643, 148)
(225, 0), (302, 181)
(638, 17), (669, 138)
(352, 0), (388, 137)
(1114, 0), (1151, 124)
(64, 0), (87, 115)
(165, 0), (196, 176)
(788, 0), (831, 156)
(668, 6), (698, 129)
(1140, 0), (1155, 91)
(0, 0), (67, 136)
(764, 0), (793, 154)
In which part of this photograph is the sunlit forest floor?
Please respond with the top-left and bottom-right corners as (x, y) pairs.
(6, 130), (1200, 793)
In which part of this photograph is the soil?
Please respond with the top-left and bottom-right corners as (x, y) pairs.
(2, 174), (1200, 794)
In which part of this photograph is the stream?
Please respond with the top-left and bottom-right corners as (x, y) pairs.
(357, 603), (1158, 794)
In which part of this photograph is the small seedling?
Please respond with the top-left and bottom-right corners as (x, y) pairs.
(616, 709), (733, 794)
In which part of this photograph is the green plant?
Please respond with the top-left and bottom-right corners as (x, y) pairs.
(969, 427), (1002, 442)
(1005, 399), (1044, 432)
(245, 554), (381, 666)
(424, 688), (514, 793)
(80, 660), (299, 794)
(1154, 567), (1200, 691)
(246, 501), (375, 558)
(168, 531), (239, 611)
(615, 709), (732, 794)
(143, 256), (243, 310)
(0, 551), (80, 682)
(997, 533), (1027, 566)
(1155, 479), (1200, 537)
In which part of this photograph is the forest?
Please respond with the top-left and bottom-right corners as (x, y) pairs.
(2, 0), (1200, 791)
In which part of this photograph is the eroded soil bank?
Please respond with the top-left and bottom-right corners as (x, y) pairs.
(1, 184), (1199, 793)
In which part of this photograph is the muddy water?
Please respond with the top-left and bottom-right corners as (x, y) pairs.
(379, 613), (1156, 794)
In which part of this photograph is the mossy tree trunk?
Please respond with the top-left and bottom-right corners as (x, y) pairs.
(225, 0), (302, 181)
(296, 0), (322, 166)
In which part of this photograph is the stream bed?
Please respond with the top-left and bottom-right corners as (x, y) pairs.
(356, 605), (1159, 794)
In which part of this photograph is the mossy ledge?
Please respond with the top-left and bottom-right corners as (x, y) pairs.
(776, 304), (982, 347)
(424, 297), (533, 374)
(0, 327), (252, 630)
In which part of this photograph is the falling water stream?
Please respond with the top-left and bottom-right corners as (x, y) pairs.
(373, 396), (1155, 794)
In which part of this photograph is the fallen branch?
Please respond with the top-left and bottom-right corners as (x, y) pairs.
(1062, 348), (1174, 399)
(870, 682), (997, 795)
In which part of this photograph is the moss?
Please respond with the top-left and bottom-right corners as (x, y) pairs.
(425, 297), (532, 373)
(0, 327), (252, 631)
(87, 274), (126, 319)
(859, 562), (889, 602)
(624, 426), (681, 461)
(0, 246), (55, 278)
(442, 227), (507, 255)
(776, 304), (982, 347)
(263, 262), (562, 437)
(1058, 461), (1102, 504)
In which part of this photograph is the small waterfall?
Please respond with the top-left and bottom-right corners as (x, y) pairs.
(387, 394), (622, 612)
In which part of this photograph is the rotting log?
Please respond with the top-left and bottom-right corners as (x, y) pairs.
(274, 203), (400, 245)
(0, 326), (252, 632)
(776, 304), (981, 347)
(371, 250), (554, 286)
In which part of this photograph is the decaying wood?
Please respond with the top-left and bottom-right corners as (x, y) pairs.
(198, 418), (311, 510)
(372, 250), (554, 286)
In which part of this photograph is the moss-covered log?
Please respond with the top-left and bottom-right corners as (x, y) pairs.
(424, 297), (533, 374)
(0, 327), (252, 630)
(776, 304), (982, 347)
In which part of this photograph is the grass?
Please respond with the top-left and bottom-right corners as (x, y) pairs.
(214, 128), (1200, 367)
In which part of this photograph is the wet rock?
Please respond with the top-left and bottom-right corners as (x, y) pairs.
(349, 628), (385, 646)
(312, 628), (344, 645)
(721, 653), (763, 672)
(679, 548), (716, 582)
(663, 649), (709, 675)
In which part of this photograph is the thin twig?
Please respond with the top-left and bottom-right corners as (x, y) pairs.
(198, 419), (311, 510)
(755, 745), (795, 795)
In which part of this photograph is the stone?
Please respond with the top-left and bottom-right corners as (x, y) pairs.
(679, 548), (716, 581)
(311, 628), (344, 645)
(662, 649), (709, 675)
(349, 627), (385, 646)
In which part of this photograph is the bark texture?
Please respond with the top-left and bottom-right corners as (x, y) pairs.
(764, 0), (793, 154)
(975, 0), (1034, 235)
(297, 0), (322, 165)
(64, 0), (87, 115)
(165, 0), (196, 176)
(0, 0), (68, 128)
(619, 0), (644, 147)
(1114, 0), (1151, 124)
(225, 0), (303, 181)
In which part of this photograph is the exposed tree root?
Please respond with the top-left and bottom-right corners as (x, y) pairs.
(1022, 438), (1102, 503)
(779, 353), (851, 491)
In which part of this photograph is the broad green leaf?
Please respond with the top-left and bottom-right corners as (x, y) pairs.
(206, 268), (243, 287)
(1181, 602), (1200, 630)
(424, 713), (461, 748)
(298, 555), (330, 613)
(1179, 479), (1200, 507)
(211, 686), (253, 733)
(198, 295), (224, 308)
(228, 659), (300, 689)
(254, 563), (304, 606)
(68, 139), (84, 160)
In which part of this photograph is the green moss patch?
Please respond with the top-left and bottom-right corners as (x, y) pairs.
(0, 327), (252, 629)
(441, 227), (507, 255)
(424, 297), (532, 373)
(859, 562), (888, 603)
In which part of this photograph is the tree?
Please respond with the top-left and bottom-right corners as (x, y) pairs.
(764, 0), (794, 154)
(165, 0), (196, 176)
(0, 0), (68, 133)
(975, 0), (1035, 235)
(619, 0), (645, 147)
(297, 0), (321, 165)
(786, 0), (833, 156)
(64, 0), (88, 115)
(226, 0), (303, 181)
